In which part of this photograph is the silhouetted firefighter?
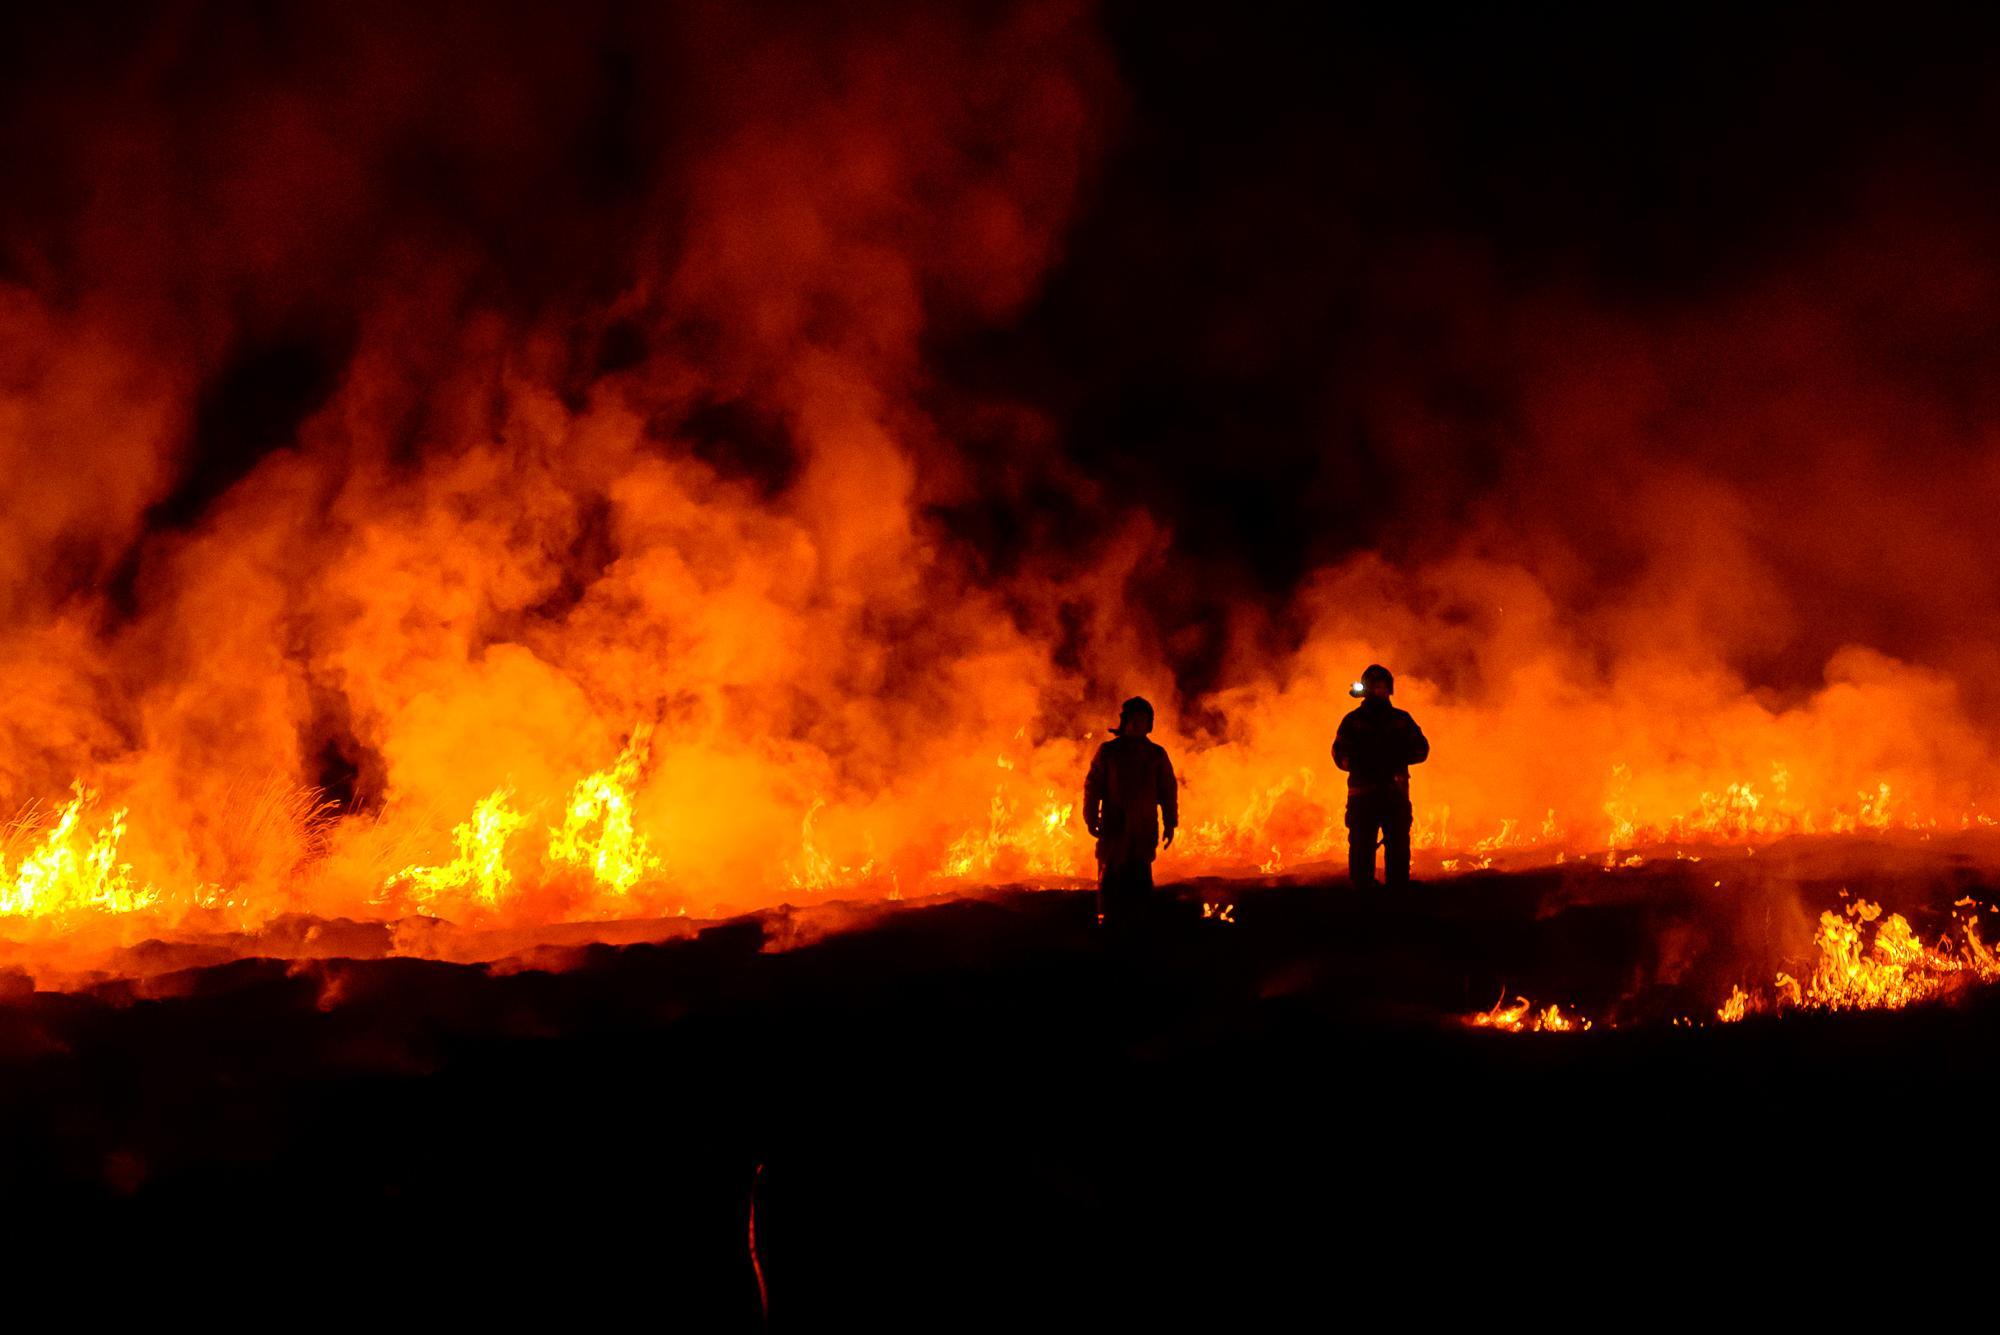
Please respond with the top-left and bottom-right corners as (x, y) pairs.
(1083, 697), (1179, 926)
(1333, 664), (1430, 888)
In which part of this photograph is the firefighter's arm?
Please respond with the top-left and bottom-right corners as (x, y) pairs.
(1406, 717), (1431, 766)
(1083, 746), (1106, 837)
(1332, 716), (1354, 772)
(1158, 750), (1179, 848)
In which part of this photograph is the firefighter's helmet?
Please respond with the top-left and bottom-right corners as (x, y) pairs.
(1348, 664), (1394, 698)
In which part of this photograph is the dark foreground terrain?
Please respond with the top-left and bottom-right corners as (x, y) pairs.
(3, 851), (1997, 1325)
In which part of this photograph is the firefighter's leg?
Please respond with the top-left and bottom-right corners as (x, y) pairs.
(1126, 859), (1156, 928)
(1383, 796), (1414, 888)
(1099, 859), (1145, 927)
(1345, 795), (1378, 886)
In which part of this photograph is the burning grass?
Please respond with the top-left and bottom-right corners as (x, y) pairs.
(6, 766), (2000, 1056)
(4, 710), (1998, 983)
(1466, 890), (2000, 1035)
(1457, 843), (2000, 1033)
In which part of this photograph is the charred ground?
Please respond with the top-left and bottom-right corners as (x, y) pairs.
(6, 851), (1995, 1324)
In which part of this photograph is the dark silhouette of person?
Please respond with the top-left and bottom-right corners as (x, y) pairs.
(1083, 697), (1179, 926)
(1332, 664), (1429, 888)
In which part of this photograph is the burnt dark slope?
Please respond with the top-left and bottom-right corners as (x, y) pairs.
(3, 868), (1994, 1325)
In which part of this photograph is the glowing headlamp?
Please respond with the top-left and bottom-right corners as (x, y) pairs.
(1349, 680), (1367, 698)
